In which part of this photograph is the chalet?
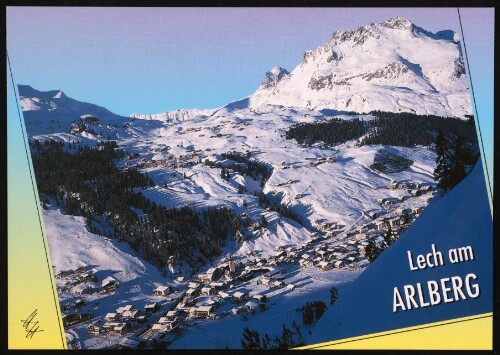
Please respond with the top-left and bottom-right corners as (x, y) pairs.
(332, 252), (343, 259)
(116, 305), (134, 315)
(227, 260), (236, 272)
(375, 220), (389, 230)
(55, 270), (73, 279)
(347, 240), (357, 247)
(231, 307), (245, 315)
(309, 232), (319, 239)
(354, 234), (367, 241)
(206, 298), (219, 306)
(318, 261), (333, 271)
(356, 225), (368, 233)
(357, 245), (367, 256)
(74, 266), (87, 274)
(122, 309), (140, 320)
(201, 287), (217, 296)
(233, 291), (248, 303)
(101, 276), (119, 291)
(409, 189), (421, 197)
(74, 284), (97, 295)
(271, 280), (285, 289)
(387, 181), (399, 190)
(419, 185), (434, 192)
(384, 198), (399, 206)
(244, 301), (259, 314)
(317, 250), (328, 258)
(105, 312), (119, 321)
(166, 310), (178, 319)
(185, 288), (200, 298)
(301, 253), (313, 260)
(102, 322), (130, 335)
(252, 294), (268, 303)
(198, 270), (220, 283)
(237, 271), (253, 281)
(113, 323), (130, 335)
(412, 206), (424, 215)
(175, 276), (185, 283)
(299, 259), (313, 268)
(62, 313), (91, 327)
(275, 250), (286, 258)
(152, 318), (178, 333)
(286, 283), (297, 290)
(333, 260), (344, 268)
(209, 281), (226, 290)
(88, 320), (105, 335)
(367, 211), (381, 219)
(192, 306), (214, 318)
(80, 271), (97, 282)
(267, 269), (284, 279)
(389, 218), (402, 227)
(218, 291), (230, 300)
(153, 285), (176, 296)
(144, 302), (159, 313)
(346, 256), (357, 263)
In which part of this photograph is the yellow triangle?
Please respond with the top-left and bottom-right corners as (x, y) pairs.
(294, 313), (492, 350)
(8, 82), (67, 349)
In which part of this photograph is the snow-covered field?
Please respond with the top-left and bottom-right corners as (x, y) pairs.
(39, 101), (438, 348)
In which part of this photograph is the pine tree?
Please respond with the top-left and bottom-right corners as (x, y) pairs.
(433, 129), (447, 189)
(366, 240), (380, 262)
(259, 215), (268, 229)
(383, 225), (393, 249)
(241, 327), (261, 349)
(330, 286), (339, 305)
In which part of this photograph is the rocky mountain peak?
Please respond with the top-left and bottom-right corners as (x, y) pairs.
(261, 66), (290, 88)
(379, 16), (414, 30)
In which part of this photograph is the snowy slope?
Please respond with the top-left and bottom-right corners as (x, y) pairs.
(19, 85), (131, 136)
(45, 207), (169, 295)
(308, 161), (492, 344)
(130, 108), (217, 124)
(247, 17), (470, 117)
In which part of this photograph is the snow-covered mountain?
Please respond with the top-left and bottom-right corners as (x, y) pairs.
(130, 108), (216, 123)
(247, 16), (470, 117)
(18, 85), (129, 136)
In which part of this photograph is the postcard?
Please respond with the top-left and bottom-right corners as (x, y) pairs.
(6, 7), (494, 350)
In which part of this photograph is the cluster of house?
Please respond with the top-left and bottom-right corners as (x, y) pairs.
(135, 152), (203, 170)
(304, 156), (336, 168)
(150, 261), (277, 327)
(314, 219), (343, 233)
(62, 312), (92, 327)
(88, 301), (162, 336)
(387, 180), (436, 199)
(56, 266), (99, 294)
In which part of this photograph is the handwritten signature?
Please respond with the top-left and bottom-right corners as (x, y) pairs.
(21, 309), (44, 339)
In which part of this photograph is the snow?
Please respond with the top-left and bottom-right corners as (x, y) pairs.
(246, 17), (471, 117)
